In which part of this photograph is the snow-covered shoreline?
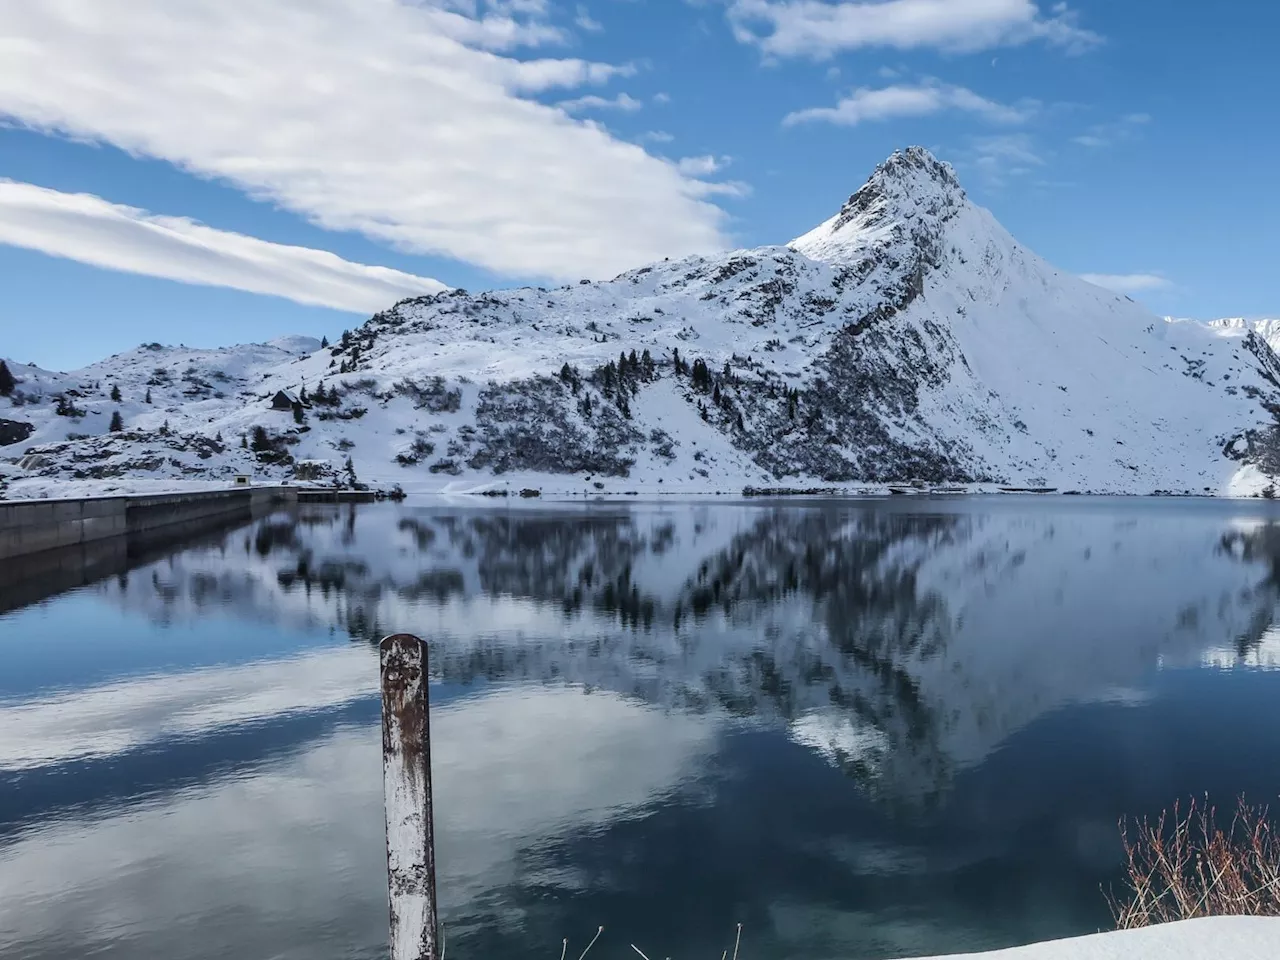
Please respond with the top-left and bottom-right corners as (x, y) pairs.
(3, 476), (1279, 503)
(900, 917), (1278, 959)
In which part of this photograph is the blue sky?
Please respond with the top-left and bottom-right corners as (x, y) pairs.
(1, 0), (1276, 370)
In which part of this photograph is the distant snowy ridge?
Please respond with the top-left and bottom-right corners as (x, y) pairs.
(1200, 317), (1280, 354)
(4, 146), (1280, 499)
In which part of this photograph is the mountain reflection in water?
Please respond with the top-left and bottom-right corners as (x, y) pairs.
(3, 498), (1280, 960)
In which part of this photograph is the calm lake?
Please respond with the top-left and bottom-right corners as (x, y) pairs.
(4, 497), (1280, 960)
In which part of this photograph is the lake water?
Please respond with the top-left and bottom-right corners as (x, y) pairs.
(4, 497), (1280, 960)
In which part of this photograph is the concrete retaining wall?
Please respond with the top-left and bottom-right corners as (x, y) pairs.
(0, 486), (297, 561)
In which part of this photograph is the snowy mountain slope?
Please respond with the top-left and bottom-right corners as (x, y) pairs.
(4, 147), (1280, 498)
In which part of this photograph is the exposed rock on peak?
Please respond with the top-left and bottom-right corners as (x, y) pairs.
(790, 146), (966, 269)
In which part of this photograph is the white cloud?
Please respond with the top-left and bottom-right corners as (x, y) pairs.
(687, 180), (752, 199)
(728, 0), (1101, 59)
(0, 179), (447, 313)
(653, 92), (672, 104)
(1080, 273), (1172, 295)
(0, 0), (730, 282)
(1072, 134), (1108, 148)
(784, 81), (1035, 127)
(676, 155), (731, 175)
(642, 130), (675, 143)
(557, 92), (644, 112)
(574, 3), (603, 31)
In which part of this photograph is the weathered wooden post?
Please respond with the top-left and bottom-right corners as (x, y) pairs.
(380, 633), (440, 960)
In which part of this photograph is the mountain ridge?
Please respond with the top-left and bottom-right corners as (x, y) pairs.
(3, 147), (1280, 499)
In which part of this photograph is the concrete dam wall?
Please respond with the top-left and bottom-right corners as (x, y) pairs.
(0, 486), (298, 562)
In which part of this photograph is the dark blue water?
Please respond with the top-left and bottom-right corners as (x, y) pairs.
(3, 497), (1280, 960)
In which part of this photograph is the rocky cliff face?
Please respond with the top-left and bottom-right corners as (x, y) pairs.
(4, 147), (1280, 498)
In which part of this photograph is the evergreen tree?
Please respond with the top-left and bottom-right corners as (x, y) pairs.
(160, 419), (171, 435)
(321, 335), (330, 348)
(736, 412), (745, 431)
(215, 432), (223, 443)
(672, 347), (683, 375)
(0, 360), (15, 397)
(110, 384), (122, 402)
(241, 434), (249, 449)
(299, 383), (308, 403)
(629, 349), (639, 370)
(144, 387), (152, 404)
(344, 456), (358, 488)
(691, 359), (712, 392)
(108, 411), (124, 432)
(560, 362), (573, 383)
(641, 349), (655, 380)
(251, 425), (270, 451)
(292, 402), (305, 425)
(713, 383), (722, 405)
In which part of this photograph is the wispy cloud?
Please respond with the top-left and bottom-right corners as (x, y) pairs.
(784, 81), (1036, 127)
(641, 130), (675, 143)
(972, 132), (1046, 166)
(0, 179), (447, 312)
(1080, 273), (1172, 295)
(557, 92), (644, 112)
(1072, 111), (1152, 149)
(1071, 134), (1108, 148)
(728, 0), (1102, 60)
(574, 3), (603, 31)
(0, 0), (730, 282)
(956, 133), (1048, 187)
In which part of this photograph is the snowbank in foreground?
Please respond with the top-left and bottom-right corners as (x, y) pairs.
(905, 917), (1279, 960)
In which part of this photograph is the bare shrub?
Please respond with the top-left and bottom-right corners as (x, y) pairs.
(1107, 795), (1280, 928)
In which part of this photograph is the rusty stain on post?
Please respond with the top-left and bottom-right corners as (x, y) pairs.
(381, 633), (440, 960)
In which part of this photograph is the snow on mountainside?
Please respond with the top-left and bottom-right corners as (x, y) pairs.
(1203, 317), (1280, 354)
(4, 146), (1280, 499)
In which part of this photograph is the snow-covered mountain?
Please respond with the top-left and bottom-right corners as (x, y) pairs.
(4, 146), (1280, 498)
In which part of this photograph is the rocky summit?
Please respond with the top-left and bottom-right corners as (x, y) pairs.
(4, 147), (1280, 499)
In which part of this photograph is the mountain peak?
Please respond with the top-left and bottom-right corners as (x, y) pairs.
(869, 146), (963, 193)
(789, 146), (968, 268)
